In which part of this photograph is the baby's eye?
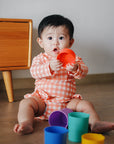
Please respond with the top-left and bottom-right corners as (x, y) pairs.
(48, 37), (52, 40)
(59, 36), (64, 40)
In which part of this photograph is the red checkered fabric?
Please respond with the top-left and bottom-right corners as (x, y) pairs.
(24, 52), (88, 120)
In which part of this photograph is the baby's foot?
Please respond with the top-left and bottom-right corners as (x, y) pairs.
(13, 121), (33, 135)
(91, 121), (114, 133)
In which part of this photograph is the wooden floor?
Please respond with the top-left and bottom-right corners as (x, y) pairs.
(0, 82), (114, 144)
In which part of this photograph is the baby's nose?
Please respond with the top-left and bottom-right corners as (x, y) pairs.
(53, 38), (59, 45)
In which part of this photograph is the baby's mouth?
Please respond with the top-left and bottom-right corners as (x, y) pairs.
(53, 48), (59, 53)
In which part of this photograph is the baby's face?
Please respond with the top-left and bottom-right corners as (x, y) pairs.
(38, 26), (74, 57)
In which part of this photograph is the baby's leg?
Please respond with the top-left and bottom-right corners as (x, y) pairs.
(67, 99), (114, 133)
(13, 97), (45, 135)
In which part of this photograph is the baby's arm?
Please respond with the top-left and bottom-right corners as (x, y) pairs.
(66, 56), (88, 79)
(49, 58), (62, 72)
(30, 54), (53, 79)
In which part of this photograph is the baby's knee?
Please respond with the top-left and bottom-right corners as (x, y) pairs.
(19, 98), (31, 105)
(83, 100), (93, 106)
(19, 98), (28, 106)
(80, 100), (95, 111)
(67, 98), (81, 111)
(19, 98), (37, 109)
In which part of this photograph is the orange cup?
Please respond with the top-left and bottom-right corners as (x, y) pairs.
(57, 48), (76, 67)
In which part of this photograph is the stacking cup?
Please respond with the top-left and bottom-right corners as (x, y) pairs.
(49, 108), (73, 128)
(57, 48), (76, 67)
(82, 133), (105, 144)
(44, 126), (68, 144)
(68, 112), (90, 143)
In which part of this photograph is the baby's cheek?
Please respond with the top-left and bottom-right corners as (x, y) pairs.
(60, 42), (66, 48)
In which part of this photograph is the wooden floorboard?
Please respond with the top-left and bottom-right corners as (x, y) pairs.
(0, 82), (114, 144)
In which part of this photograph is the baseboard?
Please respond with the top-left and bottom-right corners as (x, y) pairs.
(0, 78), (35, 91)
(0, 73), (114, 91)
(76, 73), (114, 85)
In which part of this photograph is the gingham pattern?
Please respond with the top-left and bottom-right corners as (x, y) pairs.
(24, 52), (88, 120)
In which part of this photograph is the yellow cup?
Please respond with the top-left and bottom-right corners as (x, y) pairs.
(82, 133), (105, 144)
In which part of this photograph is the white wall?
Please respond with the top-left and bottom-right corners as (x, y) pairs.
(0, 0), (114, 79)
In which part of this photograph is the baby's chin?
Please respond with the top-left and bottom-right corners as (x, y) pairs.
(49, 51), (59, 57)
(48, 53), (58, 58)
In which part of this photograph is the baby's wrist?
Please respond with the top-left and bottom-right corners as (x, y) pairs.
(49, 64), (54, 74)
(73, 63), (79, 71)
(69, 63), (78, 72)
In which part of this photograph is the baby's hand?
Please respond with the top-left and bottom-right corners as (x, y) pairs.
(49, 58), (63, 72)
(66, 62), (78, 72)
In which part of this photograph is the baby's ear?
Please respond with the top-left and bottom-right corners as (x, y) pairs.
(36, 37), (44, 48)
(69, 39), (74, 48)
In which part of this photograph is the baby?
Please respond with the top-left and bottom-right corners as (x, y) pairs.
(14, 14), (114, 134)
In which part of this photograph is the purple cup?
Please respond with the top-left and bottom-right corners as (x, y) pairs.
(49, 108), (73, 128)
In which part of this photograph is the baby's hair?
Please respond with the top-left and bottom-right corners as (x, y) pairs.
(38, 14), (74, 39)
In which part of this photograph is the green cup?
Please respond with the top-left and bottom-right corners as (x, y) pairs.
(68, 112), (90, 143)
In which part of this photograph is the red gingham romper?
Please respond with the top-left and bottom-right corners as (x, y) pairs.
(24, 52), (88, 120)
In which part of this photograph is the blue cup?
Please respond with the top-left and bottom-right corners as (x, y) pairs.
(44, 126), (68, 144)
